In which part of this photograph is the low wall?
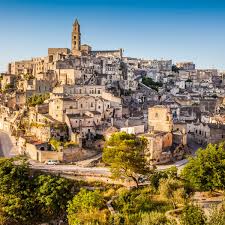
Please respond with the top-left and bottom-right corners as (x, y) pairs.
(25, 143), (63, 162)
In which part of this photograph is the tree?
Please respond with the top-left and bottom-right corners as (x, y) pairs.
(0, 158), (74, 224)
(138, 211), (168, 225)
(180, 204), (206, 225)
(142, 77), (163, 92)
(49, 138), (62, 151)
(149, 167), (178, 190)
(27, 93), (50, 107)
(181, 142), (225, 191)
(34, 175), (73, 217)
(67, 188), (107, 225)
(0, 158), (37, 224)
(159, 178), (186, 209)
(102, 132), (149, 187)
(172, 65), (179, 73)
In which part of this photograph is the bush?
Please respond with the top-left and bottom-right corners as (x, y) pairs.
(67, 188), (107, 225)
(49, 138), (62, 151)
(159, 178), (186, 209)
(27, 93), (50, 107)
(142, 77), (163, 91)
(208, 202), (225, 225)
(138, 211), (168, 225)
(180, 204), (206, 225)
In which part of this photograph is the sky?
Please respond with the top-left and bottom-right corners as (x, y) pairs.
(1, 0), (225, 71)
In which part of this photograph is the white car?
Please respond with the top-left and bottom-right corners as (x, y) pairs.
(45, 159), (60, 165)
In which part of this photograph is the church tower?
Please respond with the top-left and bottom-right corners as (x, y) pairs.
(71, 19), (81, 55)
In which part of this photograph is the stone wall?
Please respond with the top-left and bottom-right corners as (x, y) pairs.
(25, 142), (63, 162)
(148, 106), (173, 132)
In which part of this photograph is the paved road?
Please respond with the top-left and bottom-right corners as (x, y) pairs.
(0, 130), (17, 157)
(30, 160), (110, 176)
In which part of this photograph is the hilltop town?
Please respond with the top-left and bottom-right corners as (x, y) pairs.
(0, 19), (225, 165)
(1, 19), (225, 225)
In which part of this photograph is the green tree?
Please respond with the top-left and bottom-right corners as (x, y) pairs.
(159, 178), (186, 209)
(149, 167), (178, 190)
(49, 138), (62, 151)
(34, 175), (73, 217)
(27, 93), (50, 107)
(181, 142), (225, 191)
(0, 158), (31, 196)
(102, 132), (149, 187)
(142, 77), (163, 92)
(180, 204), (206, 225)
(172, 65), (179, 73)
(67, 188), (107, 225)
(0, 158), (37, 224)
(0, 158), (74, 224)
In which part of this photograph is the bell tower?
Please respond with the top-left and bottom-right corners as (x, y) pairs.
(71, 19), (81, 55)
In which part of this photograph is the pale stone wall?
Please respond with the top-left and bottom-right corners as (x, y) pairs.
(25, 142), (63, 162)
(148, 106), (173, 132)
(102, 91), (122, 104)
(145, 132), (172, 165)
(38, 150), (63, 163)
(30, 126), (51, 142)
(55, 69), (82, 85)
(48, 48), (70, 55)
(9, 60), (33, 75)
(120, 125), (145, 134)
(91, 49), (123, 59)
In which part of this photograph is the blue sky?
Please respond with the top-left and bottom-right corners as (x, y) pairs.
(1, 0), (225, 71)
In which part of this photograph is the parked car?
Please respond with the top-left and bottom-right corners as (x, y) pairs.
(45, 159), (60, 165)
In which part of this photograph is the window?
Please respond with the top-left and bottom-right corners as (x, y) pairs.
(98, 90), (101, 94)
(155, 113), (158, 118)
(80, 104), (83, 108)
(91, 102), (94, 107)
(98, 105), (101, 109)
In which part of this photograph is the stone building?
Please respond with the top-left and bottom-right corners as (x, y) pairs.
(49, 95), (122, 123)
(148, 105), (173, 132)
(144, 105), (187, 165)
(187, 122), (225, 145)
(0, 73), (17, 90)
(144, 131), (173, 164)
(9, 60), (33, 75)
(17, 78), (52, 97)
(176, 62), (195, 71)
